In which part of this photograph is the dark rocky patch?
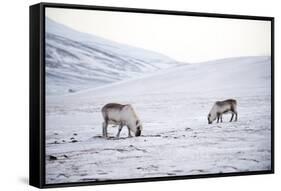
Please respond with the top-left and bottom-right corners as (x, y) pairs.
(57, 173), (68, 178)
(167, 173), (176, 175)
(49, 155), (57, 161)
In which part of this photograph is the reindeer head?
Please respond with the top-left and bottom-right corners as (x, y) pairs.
(134, 120), (142, 136)
(208, 113), (216, 124)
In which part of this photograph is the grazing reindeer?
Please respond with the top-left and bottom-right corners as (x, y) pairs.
(208, 99), (238, 124)
(101, 103), (143, 138)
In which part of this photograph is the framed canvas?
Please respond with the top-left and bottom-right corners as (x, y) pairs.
(29, 2), (274, 188)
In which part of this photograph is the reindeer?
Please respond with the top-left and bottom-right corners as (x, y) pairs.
(101, 103), (143, 138)
(207, 99), (238, 124)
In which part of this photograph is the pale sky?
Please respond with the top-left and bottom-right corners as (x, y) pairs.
(46, 7), (271, 63)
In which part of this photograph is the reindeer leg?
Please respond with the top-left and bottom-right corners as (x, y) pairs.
(116, 124), (123, 138)
(235, 112), (238, 121)
(220, 114), (223, 123)
(127, 126), (132, 137)
(102, 122), (105, 137)
(229, 112), (234, 122)
(229, 106), (235, 122)
(217, 115), (220, 123)
(102, 121), (108, 138)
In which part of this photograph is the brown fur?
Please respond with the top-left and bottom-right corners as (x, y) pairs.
(208, 99), (238, 124)
(101, 103), (142, 138)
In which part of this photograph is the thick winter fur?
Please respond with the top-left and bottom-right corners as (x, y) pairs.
(101, 103), (143, 138)
(208, 99), (238, 124)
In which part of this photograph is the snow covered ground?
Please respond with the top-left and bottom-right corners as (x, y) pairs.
(46, 56), (271, 184)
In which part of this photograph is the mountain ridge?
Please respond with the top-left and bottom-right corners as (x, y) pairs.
(46, 17), (178, 95)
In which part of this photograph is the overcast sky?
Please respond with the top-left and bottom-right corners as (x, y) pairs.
(46, 7), (271, 63)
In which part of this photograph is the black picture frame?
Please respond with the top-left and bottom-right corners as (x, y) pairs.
(30, 2), (274, 189)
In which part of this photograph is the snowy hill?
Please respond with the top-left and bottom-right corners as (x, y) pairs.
(46, 18), (177, 95)
(46, 56), (271, 184)
(50, 56), (271, 102)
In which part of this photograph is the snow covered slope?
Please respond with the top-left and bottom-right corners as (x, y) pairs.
(46, 18), (176, 95)
(58, 56), (270, 99)
(46, 56), (271, 184)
